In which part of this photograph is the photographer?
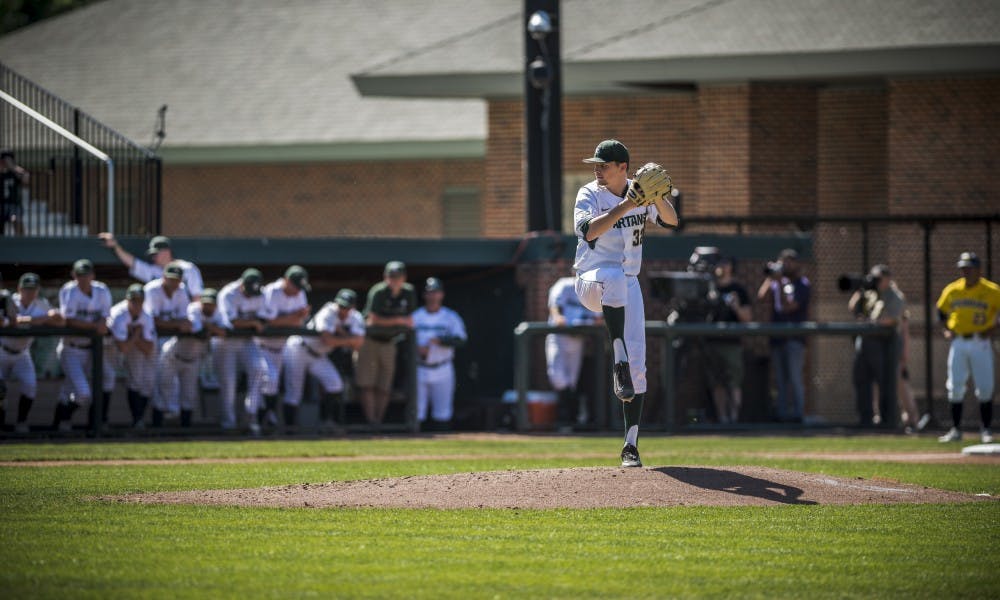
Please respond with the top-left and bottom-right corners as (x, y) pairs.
(757, 249), (811, 423)
(848, 264), (904, 428)
(705, 257), (752, 424)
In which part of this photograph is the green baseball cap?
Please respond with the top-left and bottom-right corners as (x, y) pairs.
(334, 288), (357, 308)
(163, 261), (184, 280)
(284, 265), (311, 292)
(240, 268), (263, 296)
(146, 235), (171, 256)
(72, 259), (94, 275)
(126, 283), (145, 299)
(200, 288), (218, 304)
(18, 272), (40, 289)
(582, 139), (629, 164)
(384, 261), (406, 277)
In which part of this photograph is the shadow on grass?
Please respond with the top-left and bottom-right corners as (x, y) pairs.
(655, 466), (817, 505)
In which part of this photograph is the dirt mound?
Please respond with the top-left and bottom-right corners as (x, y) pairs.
(107, 466), (990, 509)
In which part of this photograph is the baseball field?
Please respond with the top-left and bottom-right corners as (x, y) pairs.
(2, 433), (998, 598)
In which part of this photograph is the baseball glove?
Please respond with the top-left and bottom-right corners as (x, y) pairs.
(625, 163), (672, 207)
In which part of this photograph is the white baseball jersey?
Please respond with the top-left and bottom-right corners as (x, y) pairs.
(302, 303), (365, 352)
(217, 280), (266, 325)
(143, 279), (192, 330)
(58, 280), (113, 346)
(130, 258), (204, 297)
(413, 306), (467, 367)
(1, 293), (52, 352)
(573, 180), (667, 276)
(259, 279), (308, 350)
(107, 300), (156, 346)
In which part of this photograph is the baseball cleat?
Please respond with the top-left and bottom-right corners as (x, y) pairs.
(620, 444), (642, 467)
(938, 427), (962, 443)
(612, 362), (634, 402)
(981, 429), (994, 444)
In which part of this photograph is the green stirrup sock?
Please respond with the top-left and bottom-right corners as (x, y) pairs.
(623, 393), (644, 446)
(602, 305), (628, 362)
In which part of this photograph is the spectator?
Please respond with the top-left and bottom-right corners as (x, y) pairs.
(848, 264), (904, 427)
(107, 283), (156, 429)
(99, 233), (204, 298)
(412, 277), (467, 431)
(55, 259), (115, 432)
(1, 273), (63, 432)
(144, 261), (193, 427)
(283, 287), (365, 434)
(215, 269), (268, 431)
(936, 252), (1000, 444)
(259, 265), (311, 430)
(706, 257), (752, 424)
(357, 261), (416, 428)
(161, 288), (229, 431)
(1, 148), (29, 237)
(757, 248), (811, 423)
(545, 268), (601, 431)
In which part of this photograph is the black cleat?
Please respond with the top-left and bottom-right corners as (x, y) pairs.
(620, 444), (642, 468)
(613, 361), (634, 401)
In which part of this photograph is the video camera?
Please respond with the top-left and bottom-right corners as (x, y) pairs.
(648, 246), (723, 323)
(837, 273), (879, 293)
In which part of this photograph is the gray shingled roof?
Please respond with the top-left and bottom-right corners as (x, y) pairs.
(355, 0), (1000, 97)
(0, 0), (503, 154)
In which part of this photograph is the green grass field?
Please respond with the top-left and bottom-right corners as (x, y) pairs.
(2, 434), (998, 598)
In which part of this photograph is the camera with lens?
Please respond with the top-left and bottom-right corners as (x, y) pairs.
(649, 246), (724, 323)
(763, 260), (783, 276)
(837, 272), (881, 293)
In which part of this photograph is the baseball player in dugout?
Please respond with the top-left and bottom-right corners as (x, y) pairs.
(160, 288), (228, 430)
(413, 277), (467, 431)
(99, 233), (204, 298)
(107, 283), (156, 429)
(216, 269), (269, 432)
(936, 251), (1000, 444)
(55, 259), (115, 432)
(357, 261), (417, 428)
(260, 265), (312, 431)
(283, 288), (365, 435)
(144, 261), (194, 427)
(574, 140), (678, 467)
(546, 266), (602, 431)
(1, 273), (63, 433)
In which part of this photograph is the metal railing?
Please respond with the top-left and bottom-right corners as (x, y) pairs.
(0, 62), (162, 236)
(513, 321), (897, 432)
(1, 326), (419, 436)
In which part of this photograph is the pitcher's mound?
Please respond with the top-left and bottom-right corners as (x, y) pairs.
(108, 466), (990, 509)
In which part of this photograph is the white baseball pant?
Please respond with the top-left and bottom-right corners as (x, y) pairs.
(545, 334), (585, 391)
(282, 339), (344, 407)
(575, 268), (647, 394)
(417, 362), (455, 422)
(57, 342), (115, 405)
(214, 339), (267, 427)
(158, 339), (201, 412)
(947, 336), (995, 402)
(1, 345), (37, 398)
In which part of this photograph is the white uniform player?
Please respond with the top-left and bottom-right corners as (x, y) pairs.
(99, 233), (204, 297)
(216, 270), (268, 431)
(283, 289), (365, 433)
(143, 262), (194, 426)
(412, 278), (467, 428)
(259, 266), (312, 428)
(107, 283), (157, 428)
(574, 140), (678, 467)
(1, 273), (62, 433)
(160, 289), (228, 430)
(56, 259), (116, 432)
(545, 274), (601, 428)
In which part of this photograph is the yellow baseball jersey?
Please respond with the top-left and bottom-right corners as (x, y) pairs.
(936, 277), (1000, 335)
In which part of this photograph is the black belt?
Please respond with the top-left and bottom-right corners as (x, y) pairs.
(1, 344), (24, 354)
(300, 341), (323, 358)
(420, 360), (451, 369)
(261, 346), (283, 353)
(67, 341), (92, 350)
(175, 355), (199, 364)
(959, 333), (986, 340)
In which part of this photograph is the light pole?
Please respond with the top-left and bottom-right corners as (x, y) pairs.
(524, 1), (562, 233)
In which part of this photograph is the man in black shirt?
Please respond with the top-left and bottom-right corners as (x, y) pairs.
(706, 257), (752, 423)
(356, 261), (416, 426)
(1, 149), (29, 237)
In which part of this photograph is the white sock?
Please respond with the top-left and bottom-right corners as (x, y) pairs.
(612, 338), (628, 363)
(624, 425), (638, 447)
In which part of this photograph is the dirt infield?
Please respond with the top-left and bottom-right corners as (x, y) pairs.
(106, 466), (991, 509)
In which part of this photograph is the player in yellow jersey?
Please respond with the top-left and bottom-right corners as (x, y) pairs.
(936, 252), (1000, 444)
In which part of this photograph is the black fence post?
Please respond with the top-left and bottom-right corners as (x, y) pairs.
(90, 332), (103, 437)
(922, 221), (935, 419)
